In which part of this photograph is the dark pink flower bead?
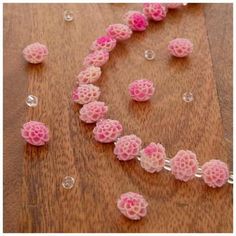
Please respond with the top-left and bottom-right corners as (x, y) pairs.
(117, 192), (148, 220)
(202, 159), (229, 188)
(76, 66), (102, 85)
(83, 50), (109, 67)
(143, 3), (167, 21)
(21, 121), (49, 146)
(123, 11), (148, 31)
(90, 36), (117, 52)
(106, 23), (133, 41)
(168, 38), (193, 57)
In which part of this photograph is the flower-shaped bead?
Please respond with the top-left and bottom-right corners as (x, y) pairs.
(128, 79), (155, 102)
(165, 3), (183, 9)
(106, 23), (133, 41)
(123, 11), (148, 31)
(170, 150), (198, 182)
(168, 38), (193, 57)
(90, 36), (117, 52)
(72, 84), (101, 105)
(21, 121), (49, 146)
(143, 3), (167, 21)
(23, 42), (48, 64)
(202, 159), (229, 188)
(83, 50), (109, 67)
(117, 192), (148, 220)
(76, 66), (102, 85)
(93, 119), (123, 143)
(79, 101), (108, 123)
(140, 143), (166, 173)
(114, 134), (142, 161)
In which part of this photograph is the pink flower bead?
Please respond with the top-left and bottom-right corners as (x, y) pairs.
(140, 143), (166, 173)
(165, 3), (183, 9)
(72, 84), (101, 105)
(117, 192), (148, 220)
(128, 79), (155, 102)
(76, 66), (102, 85)
(21, 121), (49, 146)
(106, 23), (133, 41)
(168, 38), (193, 57)
(114, 134), (142, 161)
(93, 119), (123, 143)
(170, 150), (198, 182)
(202, 159), (229, 188)
(143, 3), (167, 21)
(23, 42), (48, 64)
(123, 11), (148, 31)
(83, 50), (109, 67)
(90, 36), (117, 52)
(79, 101), (108, 123)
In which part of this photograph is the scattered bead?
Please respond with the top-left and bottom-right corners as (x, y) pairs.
(21, 121), (49, 146)
(144, 49), (156, 60)
(143, 3), (167, 21)
(23, 42), (48, 64)
(83, 50), (109, 67)
(117, 192), (148, 220)
(64, 10), (74, 22)
(25, 95), (38, 107)
(123, 11), (148, 31)
(90, 36), (117, 52)
(128, 79), (155, 102)
(170, 150), (198, 182)
(195, 167), (202, 178)
(106, 23), (133, 41)
(202, 159), (229, 188)
(168, 38), (193, 57)
(182, 92), (194, 103)
(76, 66), (102, 85)
(114, 134), (142, 161)
(62, 176), (75, 189)
(79, 101), (108, 123)
(228, 172), (233, 184)
(165, 3), (183, 9)
(72, 84), (101, 105)
(93, 119), (123, 143)
(183, 3), (188, 6)
(140, 143), (166, 173)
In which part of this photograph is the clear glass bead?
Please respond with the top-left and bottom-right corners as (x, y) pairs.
(25, 95), (38, 107)
(228, 172), (233, 184)
(64, 10), (74, 22)
(164, 159), (171, 171)
(195, 167), (202, 178)
(182, 92), (194, 103)
(183, 3), (188, 6)
(144, 50), (156, 61)
(62, 176), (75, 189)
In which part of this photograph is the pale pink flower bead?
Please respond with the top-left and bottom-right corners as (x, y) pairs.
(21, 121), (49, 146)
(165, 3), (183, 9)
(72, 84), (101, 105)
(170, 150), (198, 182)
(83, 50), (109, 67)
(117, 192), (148, 220)
(140, 143), (166, 173)
(76, 66), (102, 85)
(114, 134), (142, 161)
(168, 38), (193, 57)
(90, 36), (117, 52)
(123, 11), (148, 31)
(23, 42), (48, 64)
(93, 119), (123, 143)
(202, 159), (229, 188)
(128, 79), (155, 102)
(79, 101), (108, 123)
(106, 23), (133, 41)
(143, 3), (167, 21)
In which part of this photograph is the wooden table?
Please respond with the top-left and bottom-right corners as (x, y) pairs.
(3, 3), (233, 233)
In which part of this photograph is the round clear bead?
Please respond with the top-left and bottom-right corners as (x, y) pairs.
(164, 158), (171, 171)
(64, 10), (74, 22)
(195, 167), (202, 178)
(25, 95), (38, 107)
(62, 176), (75, 189)
(144, 50), (156, 61)
(182, 92), (194, 103)
(228, 172), (233, 184)
(183, 3), (188, 6)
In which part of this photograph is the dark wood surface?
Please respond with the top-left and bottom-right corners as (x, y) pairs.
(3, 3), (233, 233)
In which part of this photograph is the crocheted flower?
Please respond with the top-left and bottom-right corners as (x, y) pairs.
(140, 143), (166, 173)
(90, 36), (117, 52)
(23, 42), (48, 64)
(21, 121), (49, 146)
(168, 38), (193, 57)
(72, 84), (101, 105)
(165, 3), (183, 9)
(83, 50), (109, 67)
(76, 66), (102, 85)
(117, 192), (148, 220)
(143, 3), (167, 21)
(114, 135), (142, 161)
(170, 150), (198, 182)
(93, 119), (123, 143)
(128, 79), (155, 102)
(79, 101), (108, 123)
(123, 11), (148, 31)
(202, 159), (229, 188)
(106, 23), (133, 41)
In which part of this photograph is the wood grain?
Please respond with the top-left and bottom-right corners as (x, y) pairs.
(3, 3), (233, 233)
